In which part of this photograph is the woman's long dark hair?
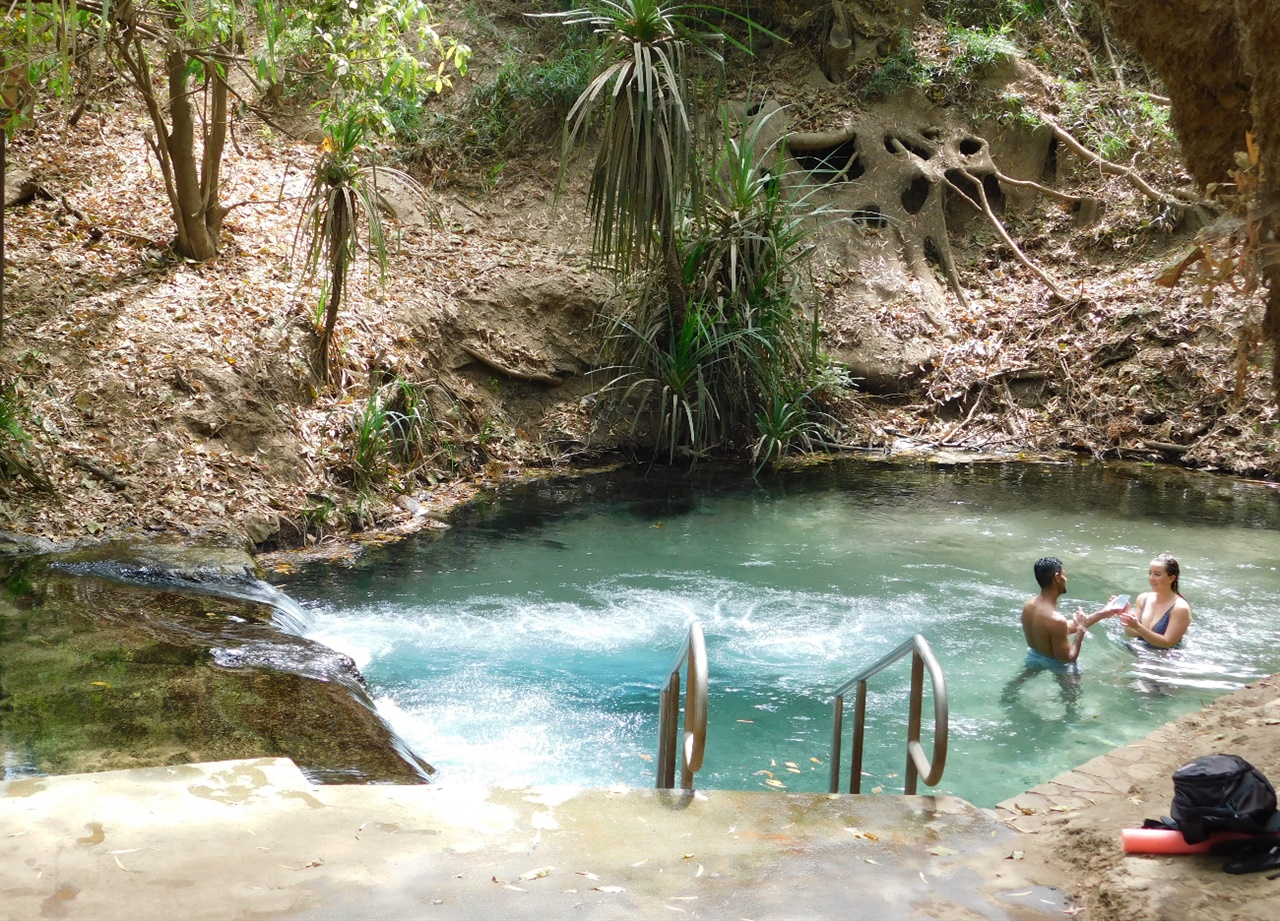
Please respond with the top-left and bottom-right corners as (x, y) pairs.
(1154, 553), (1181, 595)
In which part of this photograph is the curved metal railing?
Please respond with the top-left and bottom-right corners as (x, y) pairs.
(655, 622), (708, 791)
(828, 634), (948, 795)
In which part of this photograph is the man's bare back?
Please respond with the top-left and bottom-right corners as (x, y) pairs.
(1022, 557), (1083, 664)
(1022, 592), (1080, 663)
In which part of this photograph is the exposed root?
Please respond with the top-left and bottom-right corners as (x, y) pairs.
(1040, 116), (1177, 205)
(946, 170), (1067, 302)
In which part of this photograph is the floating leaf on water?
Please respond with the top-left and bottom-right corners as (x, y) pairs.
(504, 884), (527, 892)
(518, 867), (552, 881)
(765, 779), (786, 788)
(736, 719), (754, 724)
(631, 859), (648, 867)
(639, 753), (653, 762)
(1008, 850), (1025, 860)
(682, 853), (695, 860)
(785, 762), (799, 769)
(810, 758), (822, 764)
(871, 786), (883, 794)
(786, 767), (802, 774)
(696, 864), (704, 878)
(864, 858), (878, 865)
(594, 885), (626, 893)
(575, 871), (600, 880)
(753, 770), (774, 778)
(929, 846), (956, 856)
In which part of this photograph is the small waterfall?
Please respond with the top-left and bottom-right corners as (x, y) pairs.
(210, 579), (314, 635)
(45, 549), (314, 634)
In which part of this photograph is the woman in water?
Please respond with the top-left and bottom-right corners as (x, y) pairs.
(1117, 553), (1192, 648)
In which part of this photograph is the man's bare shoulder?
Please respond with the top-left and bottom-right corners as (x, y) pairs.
(1023, 595), (1060, 621)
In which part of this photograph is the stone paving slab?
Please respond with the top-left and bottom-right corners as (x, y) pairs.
(991, 675), (1280, 921)
(2, 758), (1069, 921)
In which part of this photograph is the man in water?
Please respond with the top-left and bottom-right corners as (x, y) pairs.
(1021, 556), (1089, 667)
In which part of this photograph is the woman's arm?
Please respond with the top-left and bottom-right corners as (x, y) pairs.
(1119, 592), (1152, 638)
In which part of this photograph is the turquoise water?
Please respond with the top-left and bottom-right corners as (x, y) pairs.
(282, 462), (1280, 807)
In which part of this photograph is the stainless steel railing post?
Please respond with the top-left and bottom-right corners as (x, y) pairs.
(828, 635), (948, 796)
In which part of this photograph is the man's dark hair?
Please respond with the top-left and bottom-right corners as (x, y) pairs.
(1034, 557), (1063, 589)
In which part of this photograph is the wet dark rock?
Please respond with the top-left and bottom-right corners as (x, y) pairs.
(0, 531), (57, 556)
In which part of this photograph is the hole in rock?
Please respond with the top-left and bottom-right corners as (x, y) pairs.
(959, 136), (984, 156)
(884, 134), (935, 160)
(852, 206), (889, 228)
(901, 176), (932, 215)
(791, 136), (863, 183)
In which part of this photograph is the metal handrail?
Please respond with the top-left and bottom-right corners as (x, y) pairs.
(828, 634), (948, 795)
(655, 622), (708, 791)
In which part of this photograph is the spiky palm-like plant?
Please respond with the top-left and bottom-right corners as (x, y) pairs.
(293, 109), (432, 383)
(546, 1), (748, 304)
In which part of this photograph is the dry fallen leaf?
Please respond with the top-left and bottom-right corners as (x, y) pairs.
(594, 885), (626, 893)
(517, 867), (552, 881)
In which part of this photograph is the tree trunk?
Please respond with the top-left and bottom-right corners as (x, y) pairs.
(163, 45), (218, 261)
(112, 28), (226, 262)
(317, 189), (352, 384)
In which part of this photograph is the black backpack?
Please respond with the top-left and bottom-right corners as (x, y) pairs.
(1166, 754), (1280, 844)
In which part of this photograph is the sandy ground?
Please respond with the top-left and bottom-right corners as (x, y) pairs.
(997, 673), (1280, 921)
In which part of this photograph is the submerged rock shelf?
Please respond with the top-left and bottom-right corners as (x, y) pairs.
(0, 540), (433, 783)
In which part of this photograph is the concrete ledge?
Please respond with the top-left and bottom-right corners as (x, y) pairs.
(3, 759), (1066, 921)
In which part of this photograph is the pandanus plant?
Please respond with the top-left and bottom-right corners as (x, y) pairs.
(293, 108), (431, 383)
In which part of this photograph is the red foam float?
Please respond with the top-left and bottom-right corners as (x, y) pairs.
(1121, 827), (1277, 854)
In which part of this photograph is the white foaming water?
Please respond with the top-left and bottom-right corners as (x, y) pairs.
(287, 464), (1280, 807)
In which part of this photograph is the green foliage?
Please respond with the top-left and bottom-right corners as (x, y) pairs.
(751, 384), (829, 473)
(0, 378), (53, 493)
(1059, 82), (1176, 163)
(292, 107), (436, 381)
(252, 0), (471, 129)
(546, 0), (706, 278)
(392, 43), (594, 170)
(352, 389), (392, 489)
(299, 495), (335, 540)
(996, 91), (1041, 129)
(348, 377), (449, 489)
(936, 22), (1019, 81)
(927, 0), (1046, 31)
(859, 32), (927, 101)
(600, 105), (844, 463)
